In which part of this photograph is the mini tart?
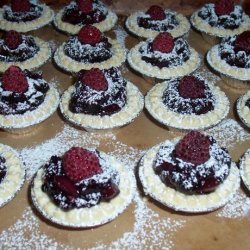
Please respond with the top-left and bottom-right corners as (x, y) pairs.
(126, 9), (190, 39)
(0, 143), (25, 208)
(60, 81), (144, 130)
(0, 36), (51, 73)
(239, 149), (250, 191)
(31, 151), (135, 227)
(190, 4), (250, 39)
(54, 1), (117, 34)
(0, 3), (54, 33)
(54, 37), (126, 73)
(127, 37), (200, 79)
(139, 139), (240, 213)
(236, 91), (250, 128)
(145, 78), (229, 130)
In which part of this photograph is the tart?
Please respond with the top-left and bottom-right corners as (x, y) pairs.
(0, 66), (59, 134)
(126, 5), (190, 39)
(207, 31), (250, 90)
(31, 147), (135, 227)
(54, 0), (118, 34)
(145, 75), (230, 130)
(60, 67), (144, 131)
(0, 143), (25, 208)
(127, 32), (200, 79)
(0, 0), (54, 33)
(0, 30), (52, 73)
(239, 149), (250, 192)
(236, 90), (250, 128)
(190, 0), (250, 45)
(139, 131), (240, 213)
(54, 25), (126, 73)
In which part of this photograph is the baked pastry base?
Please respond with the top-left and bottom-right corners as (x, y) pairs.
(0, 144), (25, 208)
(0, 37), (52, 73)
(0, 5), (54, 33)
(60, 81), (144, 130)
(236, 91), (250, 128)
(125, 11), (190, 39)
(139, 140), (240, 213)
(31, 152), (135, 227)
(127, 43), (200, 79)
(54, 9), (118, 34)
(145, 81), (229, 130)
(0, 86), (59, 133)
(240, 149), (250, 192)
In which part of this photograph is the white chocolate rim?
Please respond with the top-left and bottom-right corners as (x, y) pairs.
(207, 46), (250, 81)
(54, 38), (126, 73)
(190, 10), (250, 38)
(0, 37), (52, 73)
(31, 152), (136, 228)
(236, 91), (250, 128)
(0, 5), (54, 33)
(0, 86), (59, 129)
(139, 141), (240, 213)
(125, 11), (190, 39)
(145, 81), (230, 130)
(0, 143), (25, 208)
(127, 42), (200, 79)
(239, 149), (250, 192)
(54, 8), (117, 34)
(60, 81), (144, 130)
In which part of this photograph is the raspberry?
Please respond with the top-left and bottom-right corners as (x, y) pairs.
(152, 32), (174, 53)
(146, 5), (165, 20)
(11, 0), (31, 13)
(235, 31), (250, 54)
(77, 0), (93, 14)
(78, 25), (102, 45)
(4, 30), (22, 50)
(2, 66), (28, 93)
(54, 176), (78, 198)
(80, 68), (108, 91)
(175, 131), (211, 165)
(63, 147), (103, 182)
(178, 76), (205, 99)
(215, 0), (234, 16)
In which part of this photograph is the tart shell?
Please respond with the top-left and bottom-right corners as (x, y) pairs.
(236, 91), (250, 128)
(31, 152), (136, 228)
(239, 149), (250, 192)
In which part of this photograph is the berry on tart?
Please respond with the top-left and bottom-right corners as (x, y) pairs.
(215, 0), (234, 16)
(235, 31), (250, 53)
(4, 30), (22, 50)
(78, 25), (102, 45)
(152, 32), (174, 53)
(11, 0), (31, 13)
(146, 5), (166, 21)
(77, 0), (93, 14)
(0, 155), (7, 184)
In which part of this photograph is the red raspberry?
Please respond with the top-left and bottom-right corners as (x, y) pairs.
(11, 0), (31, 13)
(178, 76), (205, 99)
(175, 131), (211, 165)
(146, 5), (166, 20)
(2, 66), (28, 93)
(54, 176), (78, 198)
(77, 0), (93, 14)
(80, 68), (108, 91)
(215, 0), (234, 16)
(4, 30), (22, 50)
(152, 32), (174, 53)
(63, 147), (103, 182)
(78, 25), (102, 45)
(235, 31), (250, 54)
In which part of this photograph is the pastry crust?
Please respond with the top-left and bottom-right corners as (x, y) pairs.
(145, 81), (230, 130)
(31, 152), (135, 227)
(54, 8), (117, 34)
(0, 37), (52, 73)
(60, 81), (144, 130)
(0, 86), (59, 130)
(125, 11), (190, 39)
(127, 42), (200, 79)
(0, 5), (54, 33)
(239, 149), (250, 192)
(190, 9), (250, 38)
(0, 144), (25, 208)
(207, 45), (250, 81)
(139, 140), (240, 213)
(54, 38), (126, 73)
(236, 91), (250, 128)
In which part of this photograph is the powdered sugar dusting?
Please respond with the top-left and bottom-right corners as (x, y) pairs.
(114, 25), (128, 51)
